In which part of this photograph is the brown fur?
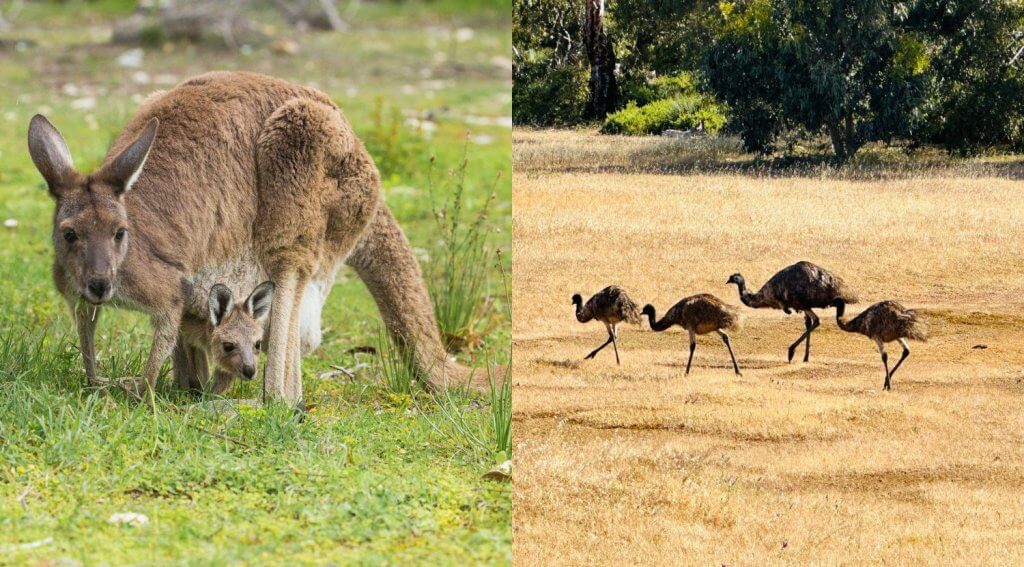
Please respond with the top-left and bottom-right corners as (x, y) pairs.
(641, 294), (742, 376)
(29, 71), (487, 402)
(176, 281), (274, 395)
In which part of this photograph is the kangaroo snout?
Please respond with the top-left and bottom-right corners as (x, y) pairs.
(86, 278), (112, 302)
(241, 364), (256, 379)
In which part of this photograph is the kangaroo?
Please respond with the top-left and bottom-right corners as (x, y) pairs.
(175, 281), (275, 395)
(28, 71), (489, 404)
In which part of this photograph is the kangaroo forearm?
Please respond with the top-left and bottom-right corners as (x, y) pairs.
(71, 304), (100, 383)
(143, 314), (182, 390)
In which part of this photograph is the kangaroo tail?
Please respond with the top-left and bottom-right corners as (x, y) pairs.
(345, 204), (502, 392)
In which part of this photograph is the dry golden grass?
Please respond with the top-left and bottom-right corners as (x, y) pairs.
(514, 128), (1024, 180)
(512, 135), (1024, 564)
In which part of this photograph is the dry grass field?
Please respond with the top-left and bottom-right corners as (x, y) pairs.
(512, 130), (1024, 564)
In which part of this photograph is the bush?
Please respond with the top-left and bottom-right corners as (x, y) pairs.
(512, 60), (589, 127)
(601, 94), (726, 136)
(618, 72), (699, 107)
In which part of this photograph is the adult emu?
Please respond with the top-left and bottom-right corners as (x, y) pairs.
(727, 261), (857, 363)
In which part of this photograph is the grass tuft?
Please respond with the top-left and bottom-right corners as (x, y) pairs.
(374, 326), (418, 396)
(426, 139), (500, 352)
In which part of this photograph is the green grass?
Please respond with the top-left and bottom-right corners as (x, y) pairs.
(0, 2), (510, 564)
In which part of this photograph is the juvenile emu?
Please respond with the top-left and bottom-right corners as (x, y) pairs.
(727, 261), (857, 363)
(641, 294), (741, 376)
(834, 299), (927, 391)
(571, 286), (641, 364)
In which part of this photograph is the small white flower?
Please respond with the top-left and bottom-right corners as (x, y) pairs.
(4, 219), (18, 229)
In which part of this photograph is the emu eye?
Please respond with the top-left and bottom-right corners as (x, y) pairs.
(254, 340), (262, 351)
(222, 342), (235, 353)
(63, 230), (77, 243)
(115, 228), (127, 241)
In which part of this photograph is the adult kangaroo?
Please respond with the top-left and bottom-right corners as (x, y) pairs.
(28, 71), (484, 404)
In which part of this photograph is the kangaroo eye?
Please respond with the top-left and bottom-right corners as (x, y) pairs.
(254, 340), (262, 351)
(63, 230), (77, 243)
(115, 228), (127, 241)
(222, 342), (235, 353)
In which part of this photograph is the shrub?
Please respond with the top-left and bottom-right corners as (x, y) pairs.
(601, 94), (726, 136)
(512, 59), (589, 127)
(618, 72), (700, 107)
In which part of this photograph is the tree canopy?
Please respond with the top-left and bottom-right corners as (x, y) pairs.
(513, 0), (1024, 161)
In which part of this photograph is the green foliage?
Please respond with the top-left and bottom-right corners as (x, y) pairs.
(487, 364), (512, 458)
(618, 72), (698, 107)
(426, 144), (499, 352)
(915, 0), (1024, 153)
(512, 59), (590, 126)
(375, 327), (419, 396)
(601, 94), (726, 135)
(703, 0), (933, 161)
(610, 0), (718, 76)
(420, 361), (512, 463)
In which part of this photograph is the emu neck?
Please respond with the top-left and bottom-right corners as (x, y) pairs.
(835, 304), (855, 332)
(645, 309), (673, 332)
(735, 280), (756, 308)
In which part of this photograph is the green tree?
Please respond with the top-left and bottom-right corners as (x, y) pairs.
(913, 0), (1024, 153)
(513, 0), (590, 125)
(704, 0), (932, 161)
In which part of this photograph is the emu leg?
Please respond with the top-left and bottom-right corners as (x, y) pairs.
(878, 340), (891, 391)
(887, 339), (912, 384)
(585, 323), (614, 360)
(685, 330), (696, 376)
(610, 324), (621, 365)
(787, 311), (819, 363)
(804, 311), (819, 362)
(719, 330), (741, 376)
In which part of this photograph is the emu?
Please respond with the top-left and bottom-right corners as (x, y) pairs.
(834, 299), (927, 391)
(641, 294), (741, 376)
(571, 286), (641, 365)
(727, 261), (857, 363)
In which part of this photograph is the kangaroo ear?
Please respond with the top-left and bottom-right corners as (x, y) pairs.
(208, 284), (234, 327)
(28, 115), (77, 198)
(245, 281), (275, 321)
(98, 118), (159, 195)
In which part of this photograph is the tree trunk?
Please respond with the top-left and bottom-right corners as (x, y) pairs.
(828, 114), (862, 163)
(583, 0), (617, 120)
(827, 121), (847, 163)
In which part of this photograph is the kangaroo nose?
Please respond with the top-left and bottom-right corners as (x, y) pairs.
(241, 365), (256, 379)
(87, 279), (111, 300)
